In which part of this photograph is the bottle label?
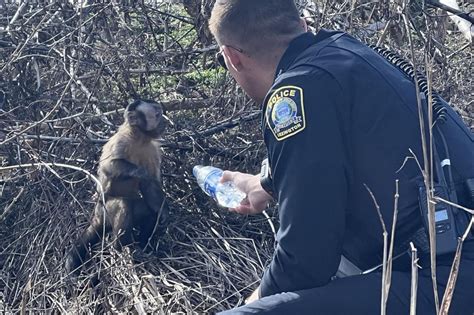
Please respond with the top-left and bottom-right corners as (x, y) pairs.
(203, 169), (222, 199)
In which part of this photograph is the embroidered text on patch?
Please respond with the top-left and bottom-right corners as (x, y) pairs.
(266, 86), (306, 141)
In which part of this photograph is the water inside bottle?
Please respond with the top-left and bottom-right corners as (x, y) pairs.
(215, 182), (246, 208)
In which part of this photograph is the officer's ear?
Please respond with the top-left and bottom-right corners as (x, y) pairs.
(222, 46), (244, 72)
(300, 18), (308, 32)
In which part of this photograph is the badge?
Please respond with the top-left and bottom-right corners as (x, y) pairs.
(265, 86), (306, 141)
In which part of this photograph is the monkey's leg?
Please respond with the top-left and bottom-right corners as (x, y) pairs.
(109, 199), (135, 249)
(132, 199), (159, 248)
(139, 180), (169, 226)
(66, 203), (107, 275)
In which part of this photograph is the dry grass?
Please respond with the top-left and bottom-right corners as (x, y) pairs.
(0, 0), (472, 313)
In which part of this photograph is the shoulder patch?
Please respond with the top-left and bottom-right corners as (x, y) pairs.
(265, 86), (306, 141)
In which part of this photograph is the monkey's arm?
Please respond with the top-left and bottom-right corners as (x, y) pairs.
(102, 159), (169, 218)
(101, 159), (154, 182)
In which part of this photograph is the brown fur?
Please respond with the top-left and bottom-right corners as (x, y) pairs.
(66, 100), (168, 275)
(99, 124), (162, 197)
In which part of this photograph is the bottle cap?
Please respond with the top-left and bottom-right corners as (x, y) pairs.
(192, 165), (203, 177)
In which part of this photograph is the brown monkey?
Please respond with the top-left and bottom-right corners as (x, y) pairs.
(66, 99), (169, 274)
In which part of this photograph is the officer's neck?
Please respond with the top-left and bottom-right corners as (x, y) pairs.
(254, 33), (308, 102)
(250, 48), (288, 104)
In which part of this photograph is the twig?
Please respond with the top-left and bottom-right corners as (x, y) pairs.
(410, 242), (419, 315)
(439, 211), (474, 314)
(384, 180), (400, 307)
(364, 183), (388, 315)
(261, 210), (276, 239)
(0, 162), (105, 206)
(377, 19), (392, 46)
(196, 112), (260, 138)
(402, 5), (440, 313)
(3, 7), (51, 72)
(426, 0), (474, 24)
(0, 76), (75, 146)
(433, 197), (474, 215)
(0, 186), (25, 223)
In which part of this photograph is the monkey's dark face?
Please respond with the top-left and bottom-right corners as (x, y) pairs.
(125, 100), (166, 137)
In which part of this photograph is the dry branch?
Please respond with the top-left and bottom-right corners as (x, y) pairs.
(0, 0), (472, 313)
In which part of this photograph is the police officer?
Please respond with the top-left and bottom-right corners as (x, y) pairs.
(209, 0), (474, 314)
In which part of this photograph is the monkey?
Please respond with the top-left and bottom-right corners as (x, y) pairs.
(66, 99), (169, 275)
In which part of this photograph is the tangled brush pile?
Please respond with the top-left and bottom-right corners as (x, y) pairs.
(0, 0), (472, 313)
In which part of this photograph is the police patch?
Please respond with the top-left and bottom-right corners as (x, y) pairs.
(266, 86), (306, 141)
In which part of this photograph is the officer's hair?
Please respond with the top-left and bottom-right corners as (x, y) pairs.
(209, 0), (303, 57)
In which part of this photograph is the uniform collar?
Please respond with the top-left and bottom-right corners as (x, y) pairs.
(274, 29), (335, 80)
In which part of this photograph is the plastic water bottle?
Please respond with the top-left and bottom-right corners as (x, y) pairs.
(193, 165), (246, 208)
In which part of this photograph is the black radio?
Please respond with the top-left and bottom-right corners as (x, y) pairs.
(418, 184), (458, 255)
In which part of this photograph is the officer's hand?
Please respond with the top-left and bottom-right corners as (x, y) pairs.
(220, 171), (272, 215)
(245, 286), (260, 304)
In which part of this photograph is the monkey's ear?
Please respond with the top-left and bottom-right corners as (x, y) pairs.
(124, 100), (138, 121)
(127, 99), (142, 111)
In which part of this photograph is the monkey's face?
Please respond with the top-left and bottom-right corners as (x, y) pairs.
(125, 100), (166, 137)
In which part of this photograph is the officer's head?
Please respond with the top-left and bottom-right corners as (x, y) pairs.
(209, 0), (306, 103)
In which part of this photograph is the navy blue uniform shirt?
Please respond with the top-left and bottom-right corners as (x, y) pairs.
(259, 30), (474, 297)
